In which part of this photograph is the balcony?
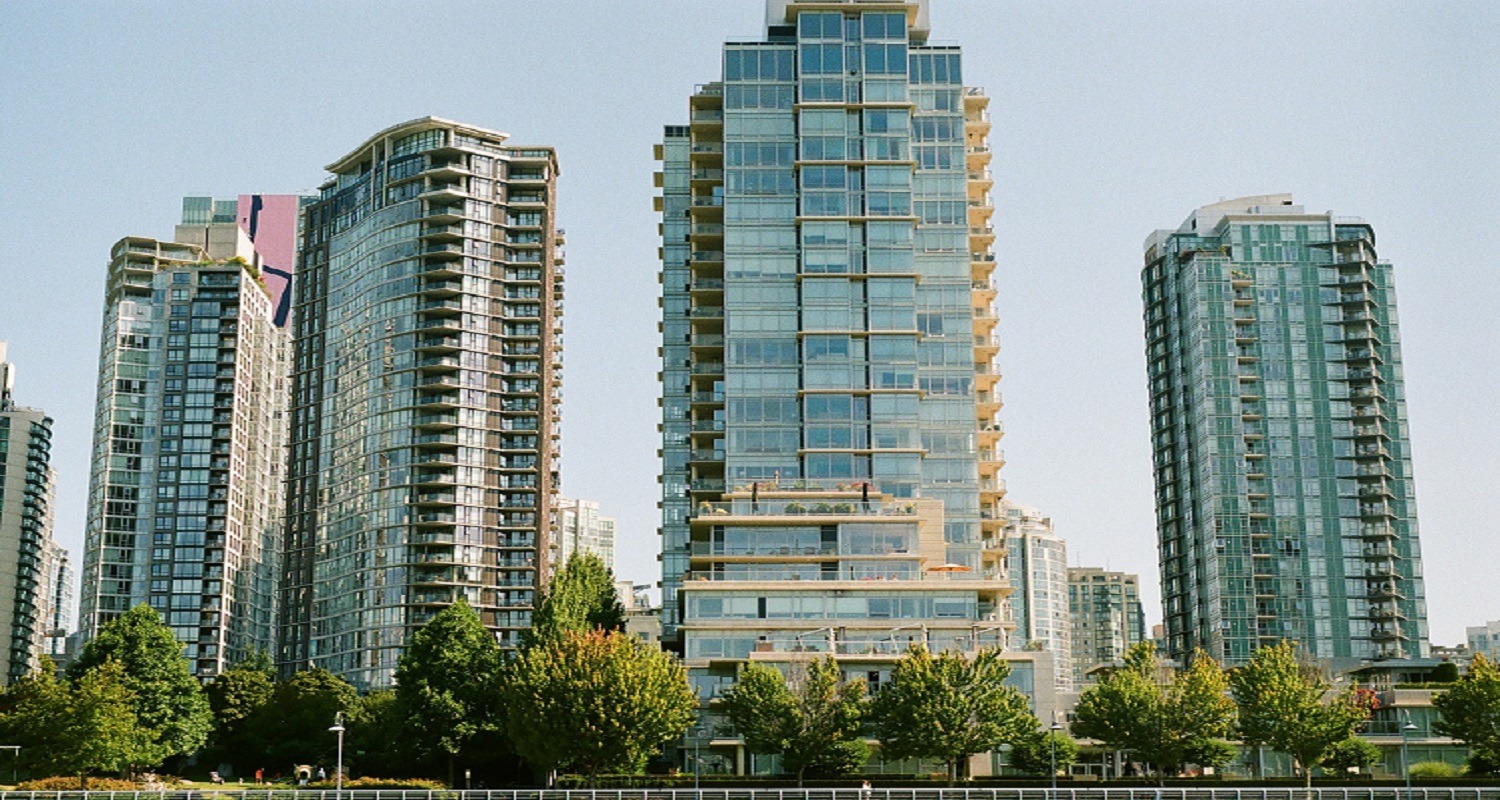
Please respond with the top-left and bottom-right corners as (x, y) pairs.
(695, 499), (915, 519)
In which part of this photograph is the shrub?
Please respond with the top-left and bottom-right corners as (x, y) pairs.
(305, 777), (447, 790)
(17, 777), (142, 790)
(1409, 761), (1461, 779)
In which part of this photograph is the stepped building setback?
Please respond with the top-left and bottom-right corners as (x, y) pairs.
(658, 0), (1045, 772)
(279, 119), (564, 689)
(1143, 195), (1428, 667)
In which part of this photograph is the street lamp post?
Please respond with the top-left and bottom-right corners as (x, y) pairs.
(328, 712), (346, 800)
(1401, 719), (1418, 800)
(693, 721), (704, 800)
(1049, 721), (1063, 792)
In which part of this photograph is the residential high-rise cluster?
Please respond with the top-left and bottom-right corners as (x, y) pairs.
(1143, 195), (1427, 667)
(0, 343), (66, 684)
(2, 5), (1452, 777)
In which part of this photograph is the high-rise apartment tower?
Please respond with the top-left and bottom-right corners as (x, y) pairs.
(281, 118), (564, 689)
(78, 197), (297, 676)
(1143, 195), (1427, 666)
(1067, 567), (1145, 683)
(0, 343), (61, 683)
(554, 497), (617, 572)
(658, 0), (1019, 740)
(1002, 501), (1071, 689)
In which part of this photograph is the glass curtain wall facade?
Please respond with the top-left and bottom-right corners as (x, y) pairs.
(658, 0), (1014, 764)
(1002, 501), (1071, 690)
(1143, 195), (1427, 667)
(0, 344), (60, 683)
(1067, 567), (1145, 684)
(281, 118), (563, 690)
(78, 217), (290, 677)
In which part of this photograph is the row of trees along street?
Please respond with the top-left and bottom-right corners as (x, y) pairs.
(0, 554), (695, 787)
(1072, 641), (1500, 786)
(2, 550), (1498, 787)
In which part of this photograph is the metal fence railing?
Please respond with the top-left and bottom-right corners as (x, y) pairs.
(3, 790), (1498, 800)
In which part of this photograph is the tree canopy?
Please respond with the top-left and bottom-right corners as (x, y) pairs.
(1433, 653), (1500, 774)
(1071, 643), (1236, 781)
(869, 645), (1035, 783)
(501, 629), (694, 780)
(67, 604), (213, 769)
(1229, 640), (1371, 786)
(719, 657), (868, 783)
(0, 659), (148, 784)
(527, 552), (625, 646)
(394, 598), (506, 784)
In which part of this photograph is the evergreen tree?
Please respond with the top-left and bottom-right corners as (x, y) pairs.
(204, 664), (275, 772)
(246, 668), (359, 770)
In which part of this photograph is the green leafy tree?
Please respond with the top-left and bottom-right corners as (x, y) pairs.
(67, 604), (213, 769)
(1230, 641), (1371, 787)
(0, 660), (148, 785)
(1072, 644), (1236, 782)
(394, 598), (505, 785)
(346, 690), (424, 779)
(1071, 643), (1162, 776)
(1433, 652), (1500, 770)
(501, 630), (694, 781)
(527, 552), (625, 646)
(869, 645), (1035, 784)
(719, 657), (868, 784)
(204, 664), (275, 772)
(1320, 737), (1381, 775)
(1008, 730), (1079, 777)
(247, 668), (359, 770)
(1183, 739), (1237, 773)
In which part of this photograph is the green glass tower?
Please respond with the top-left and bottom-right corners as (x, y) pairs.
(1143, 194), (1428, 667)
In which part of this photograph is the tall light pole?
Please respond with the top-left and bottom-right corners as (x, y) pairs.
(328, 712), (345, 800)
(693, 720), (704, 800)
(1401, 718), (1418, 800)
(1049, 721), (1063, 792)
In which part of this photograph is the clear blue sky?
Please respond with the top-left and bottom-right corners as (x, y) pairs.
(1, 1), (1494, 645)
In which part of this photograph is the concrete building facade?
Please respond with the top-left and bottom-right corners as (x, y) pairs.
(1068, 566), (1146, 684)
(554, 496), (617, 571)
(1468, 620), (1500, 661)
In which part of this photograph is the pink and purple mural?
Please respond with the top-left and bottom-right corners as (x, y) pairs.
(236, 194), (302, 328)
